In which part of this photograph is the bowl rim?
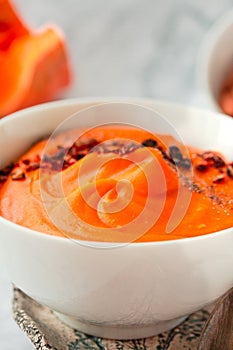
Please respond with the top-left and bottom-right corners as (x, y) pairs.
(0, 97), (233, 248)
(197, 8), (233, 111)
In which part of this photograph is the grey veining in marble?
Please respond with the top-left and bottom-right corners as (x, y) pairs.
(1, 0), (233, 349)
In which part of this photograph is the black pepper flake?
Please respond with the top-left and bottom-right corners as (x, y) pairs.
(0, 163), (14, 176)
(160, 148), (171, 162)
(168, 145), (192, 170)
(192, 183), (203, 193)
(182, 176), (203, 193)
(178, 158), (192, 170)
(57, 145), (66, 150)
(196, 162), (208, 172)
(213, 155), (226, 168)
(127, 143), (140, 153)
(142, 138), (176, 165)
(142, 138), (158, 148)
(42, 154), (51, 162)
(53, 148), (67, 159)
(0, 163), (15, 183)
(169, 145), (183, 161)
(227, 165), (233, 179)
(207, 185), (222, 204)
(142, 140), (192, 171)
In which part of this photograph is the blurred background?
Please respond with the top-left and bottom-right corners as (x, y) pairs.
(11, 0), (233, 104)
(0, 0), (233, 348)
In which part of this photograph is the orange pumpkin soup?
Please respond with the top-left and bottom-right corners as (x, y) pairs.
(0, 126), (233, 242)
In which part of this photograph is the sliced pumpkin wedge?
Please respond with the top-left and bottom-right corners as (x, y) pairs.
(0, 26), (71, 117)
(0, 0), (29, 51)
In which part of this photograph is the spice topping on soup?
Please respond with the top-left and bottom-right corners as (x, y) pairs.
(0, 126), (233, 242)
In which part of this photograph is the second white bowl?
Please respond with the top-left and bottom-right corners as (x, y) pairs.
(198, 9), (233, 112)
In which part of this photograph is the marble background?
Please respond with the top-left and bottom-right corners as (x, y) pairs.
(0, 0), (233, 349)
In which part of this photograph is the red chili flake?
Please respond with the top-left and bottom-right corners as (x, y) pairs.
(11, 169), (26, 181)
(69, 150), (86, 160)
(64, 154), (72, 163)
(81, 138), (99, 148)
(202, 152), (225, 168)
(34, 154), (41, 163)
(76, 152), (88, 160)
(0, 174), (8, 183)
(91, 140), (140, 156)
(202, 151), (215, 162)
(64, 155), (76, 166)
(41, 145), (78, 171)
(22, 159), (30, 165)
(26, 162), (40, 172)
(69, 138), (99, 156)
(212, 174), (225, 184)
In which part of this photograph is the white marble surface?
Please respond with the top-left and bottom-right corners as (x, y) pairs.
(1, 0), (233, 348)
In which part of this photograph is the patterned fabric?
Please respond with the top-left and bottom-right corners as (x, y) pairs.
(13, 287), (213, 350)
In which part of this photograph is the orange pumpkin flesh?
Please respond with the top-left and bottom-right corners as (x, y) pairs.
(0, 0), (71, 117)
(0, 127), (233, 243)
(0, 0), (29, 51)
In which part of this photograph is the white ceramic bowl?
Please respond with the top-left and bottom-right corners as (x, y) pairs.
(0, 98), (233, 340)
(198, 9), (233, 111)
